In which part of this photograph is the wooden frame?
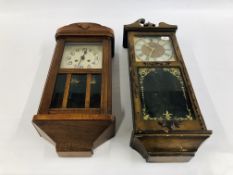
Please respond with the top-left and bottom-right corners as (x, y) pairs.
(33, 23), (115, 157)
(123, 19), (212, 162)
(128, 32), (206, 131)
(39, 37), (109, 113)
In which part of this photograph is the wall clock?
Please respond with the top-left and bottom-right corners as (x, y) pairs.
(123, 19), (212, 162)
(33, 22), (115, 157)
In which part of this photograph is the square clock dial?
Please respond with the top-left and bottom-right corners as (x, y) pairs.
(60, 43), (103, 69)
(134, 36), (176, 62)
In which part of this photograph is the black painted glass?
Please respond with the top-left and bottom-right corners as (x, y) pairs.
(67, 74), (87, 108)
(50, 74), (66, 108)
(138, 68), (194, 121)
(90, 74), (101, 108)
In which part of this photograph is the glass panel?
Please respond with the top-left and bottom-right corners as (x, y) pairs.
(60, 43), (103, 69)
(50, 74), (66, 108)
(134, 36), (176, 62)
(67, 74), (87, 108)
(138, 68), (194, 121)
(90, 74), (101, 108)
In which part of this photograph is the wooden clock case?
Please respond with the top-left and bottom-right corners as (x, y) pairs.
(33, 23), (115, 157)
(123, 19), (212, 162)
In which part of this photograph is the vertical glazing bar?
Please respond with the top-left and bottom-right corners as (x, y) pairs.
(85, 74), (92, 108)
(62, 74), (72, 108)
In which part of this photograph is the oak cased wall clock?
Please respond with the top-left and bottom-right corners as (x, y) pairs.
(123, 19), (212, 162)
(33, 22), (115, 157)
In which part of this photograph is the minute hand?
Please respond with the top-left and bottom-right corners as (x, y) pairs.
(149, 48), (156, 57)
(78, 49), (87, 66)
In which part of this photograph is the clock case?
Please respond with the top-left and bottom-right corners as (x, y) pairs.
(33, 23), (115, 157)
(123, 19), (212, 162)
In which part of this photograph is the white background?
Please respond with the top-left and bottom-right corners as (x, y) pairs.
(0, 0), (233, 174)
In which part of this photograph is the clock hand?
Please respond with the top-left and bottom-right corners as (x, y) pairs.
(149, 48), (156, 57)
(77, 55), (84, 67)
(84, 48), (87, 55)
(77, 48), (88, 67)
(144, 43), (154, 50)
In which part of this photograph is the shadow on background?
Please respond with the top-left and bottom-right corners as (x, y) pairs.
(11, 42), (55, 156)
(181, 40), (233, 174)
(112, 52), (125, 133)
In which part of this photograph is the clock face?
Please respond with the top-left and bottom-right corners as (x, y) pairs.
(134, 36), (176, 62)
(60, 43), (103, 69)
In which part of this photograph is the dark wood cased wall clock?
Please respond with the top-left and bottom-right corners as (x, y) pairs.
(123, 19), (212, 162)
(33, 22), (115, 157)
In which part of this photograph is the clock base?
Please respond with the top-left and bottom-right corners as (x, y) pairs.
(33, 114), (115, 157)
(144, 152), (194, 163)
(130, 131), (211, 162)
(57, 150), (93, 157)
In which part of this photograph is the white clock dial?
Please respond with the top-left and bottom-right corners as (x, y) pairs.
(134, 36), (176, 62)
(60, 43), (103, 69)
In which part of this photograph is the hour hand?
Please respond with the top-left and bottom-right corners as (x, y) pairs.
(83, 48), (87, 55)
(144, 43), (154, 50)
(77, 56), (84, 67)
(81, 55), (85, 60)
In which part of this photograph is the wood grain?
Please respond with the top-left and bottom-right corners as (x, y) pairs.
(33, 22), (115, 157)
(62, 73), (72, 108)
(123, 19), (212, 162)
(85, 74), (92, 108)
